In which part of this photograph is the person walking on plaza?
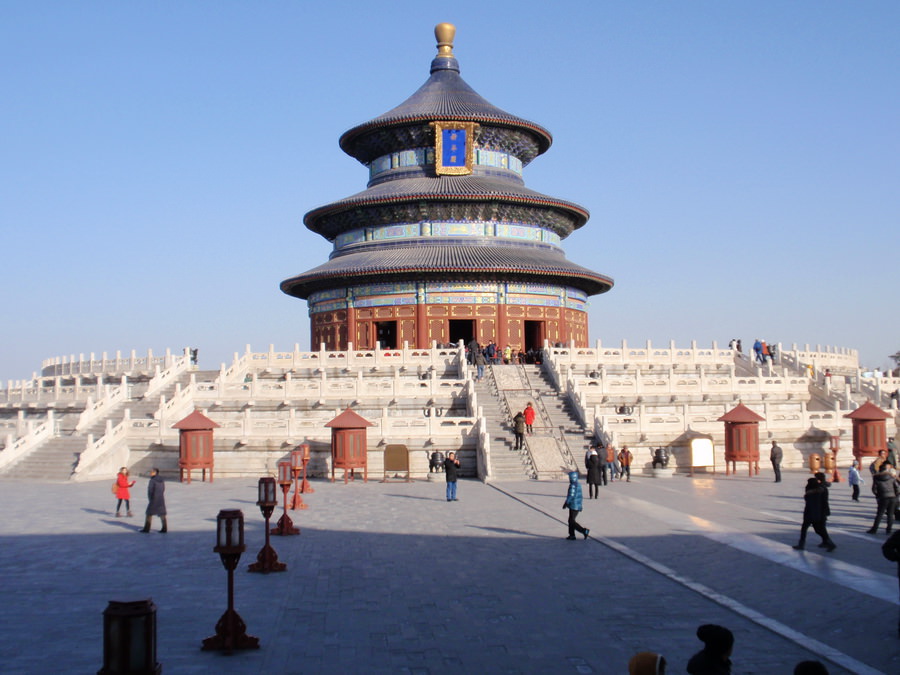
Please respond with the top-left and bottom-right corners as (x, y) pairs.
(848, 460), (863, 501)
(523, 402), (536, 435)
(562, 471), (589, 540)
(114, 467), (136, 517)
(605, 444), (618, 482)
(881, 529), (900, 637)
(686, 623), (733, 675)
(586, 447), (602, 499)
(770, 440), (783, 483)
(443, 451), (460, 501)
(140, 468), (167, 533)
(512, 411), (526, 450)
(867, 463), (899, 535)
(793, 477), (835, 551)
(618, 446), (634, 482)
(887, 437), (898, 469)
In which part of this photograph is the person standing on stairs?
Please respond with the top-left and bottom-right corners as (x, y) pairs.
(523, 402), (536, 435)
(513, 411), (526, 450)
(139, 468), (167, 533)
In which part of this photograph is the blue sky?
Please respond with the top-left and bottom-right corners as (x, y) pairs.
(2, 2), (898, 380)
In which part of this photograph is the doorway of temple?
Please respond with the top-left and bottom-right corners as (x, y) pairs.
(376, 321), (397, 349)
(448, 319), (475, 346)
(524, 320), (544, 352)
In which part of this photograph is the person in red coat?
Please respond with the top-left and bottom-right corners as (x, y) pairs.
(523, 402), (536, 435)
(114, 467), (136, 517)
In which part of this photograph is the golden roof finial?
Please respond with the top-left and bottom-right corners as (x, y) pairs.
(435, 23), (456, 58)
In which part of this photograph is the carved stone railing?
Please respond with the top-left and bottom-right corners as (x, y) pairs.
(0, 412), (56, 471)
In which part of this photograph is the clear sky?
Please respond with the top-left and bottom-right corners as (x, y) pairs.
(2, 1), (898, 381)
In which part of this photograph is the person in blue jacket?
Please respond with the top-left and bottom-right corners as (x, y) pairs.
(562, 471), (589, 540)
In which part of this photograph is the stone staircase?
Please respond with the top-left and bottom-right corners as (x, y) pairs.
(474, 366), (535, 480)
(0, 373), (200, 481)
(519, 364), (587, 478)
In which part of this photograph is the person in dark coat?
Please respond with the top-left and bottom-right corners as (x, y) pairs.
(770, 441), (783, 483)
(512, 412), (526, 450)
(867, 463), (899, 535)
(562, 471), (589, 540)
(686, 623), (733, 675)
(793, 477), (835, 551)
(443, 452), (460, 501)
(140, 468), (167, 533)
(586, 448), (603, 499)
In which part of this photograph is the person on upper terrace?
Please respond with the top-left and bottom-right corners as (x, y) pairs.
(752, 339), (763, 364)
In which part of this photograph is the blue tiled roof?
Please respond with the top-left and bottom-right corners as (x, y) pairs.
(340, 57), (552, 163)
(280, 241), (613, 299)
(305, 175), (589, 239)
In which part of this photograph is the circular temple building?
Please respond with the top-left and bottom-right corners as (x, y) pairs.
(281, 23), (613, 352)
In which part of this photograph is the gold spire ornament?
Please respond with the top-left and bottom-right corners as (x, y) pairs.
(435, 23), (455, 58)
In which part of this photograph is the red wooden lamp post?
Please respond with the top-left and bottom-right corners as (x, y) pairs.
(202, 509), (259, 653)
(289, 446), (310, 510)
(248, 477), (286, 573)
(271, 460), (299, 536)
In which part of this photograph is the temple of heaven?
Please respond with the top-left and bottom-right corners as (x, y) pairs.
(281, 23), (613, 351)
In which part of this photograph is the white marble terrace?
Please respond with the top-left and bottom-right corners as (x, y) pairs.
(1, 340), (897, 481)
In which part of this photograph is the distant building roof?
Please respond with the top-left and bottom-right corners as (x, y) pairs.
(718, 403), (766, 423)
(172, 410), (220, 430)
(325, 407), (375, 429)
(339, 25), (551, 164)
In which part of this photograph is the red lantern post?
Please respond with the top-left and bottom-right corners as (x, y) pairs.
(202, 509), (259, 653)
(271, 461), (299, 536)
(289, 448), (308, 510)
(248, 477), (286, 573)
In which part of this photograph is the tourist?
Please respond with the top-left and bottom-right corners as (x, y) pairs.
(486, 340), (497, 364)
(881, 529), (900, 637)
(866, 463), (898, 535)
(562, 471), (589, 540)
(848, 460), (862, 501)
(752, 338), (763, 364)
(760, 340), (770, 365)
(503, 344), (512, 364)
(887, 437), (898, 469)
(770, 440), (783, 483)
(474, 348), (486, 381)
(586, 447), (602, 499)
(628, 651), (666, 674)
(139, 468), (167, 533)
(618, 446), (634, 482)
(512, 411), (526, 450)
(793, 477), (835, 551)
(870, 449), (887, 476)
(523, 402), (536, 434)
(686, 623), (733, 675)
(443, 451), (460, 501)
(768, 342), (777, 363)
(605, 444), (618, 483)
(114, 466), (136, 517)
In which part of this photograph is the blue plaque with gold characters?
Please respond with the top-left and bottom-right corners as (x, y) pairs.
(432, 121), (478, 175)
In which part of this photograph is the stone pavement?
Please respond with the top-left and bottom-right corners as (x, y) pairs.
(1, 469), (898, 674)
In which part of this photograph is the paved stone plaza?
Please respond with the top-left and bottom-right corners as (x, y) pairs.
(1, 470), (898, 674)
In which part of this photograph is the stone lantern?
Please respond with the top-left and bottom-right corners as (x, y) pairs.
(325, 408), (374, 483)
(718, 403), (765, 476)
